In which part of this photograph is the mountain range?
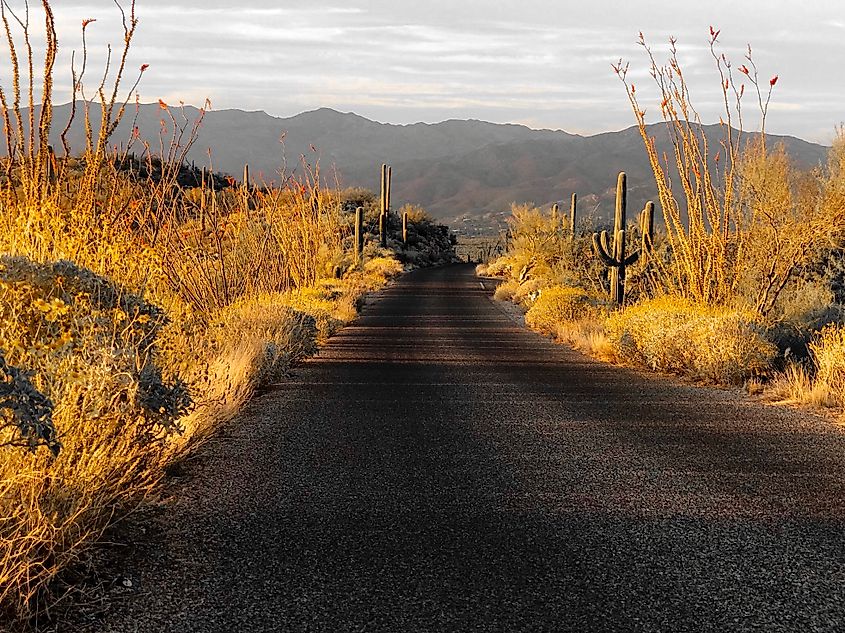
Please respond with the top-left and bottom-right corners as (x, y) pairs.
(38, 103), (831, 234)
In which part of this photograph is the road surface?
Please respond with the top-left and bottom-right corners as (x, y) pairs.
(88, 264), (845, 632)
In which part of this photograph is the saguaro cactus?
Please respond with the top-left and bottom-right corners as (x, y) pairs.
(592, 172), (639, 304)
(551, 203), (559, 225)
(639, 201), (655, 267)
(386, 165), (392, 212)
(402, 210), (408, 244)
(569, 193), (577, 240)
(354, 206), (364, 265)
(379, 163), (392, 246)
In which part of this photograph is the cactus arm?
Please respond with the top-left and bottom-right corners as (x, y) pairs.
(600, 230), (614, 258)
(592, 231), (617, 266)
(623, 249), (640, 267)
(614, 229), (625, 262)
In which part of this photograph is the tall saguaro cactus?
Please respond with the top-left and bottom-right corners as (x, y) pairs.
(569, 193), (577, 240)
(379, 163), (392, 246)
(402, 210), (408, 244)
(592, 172), (639, 304)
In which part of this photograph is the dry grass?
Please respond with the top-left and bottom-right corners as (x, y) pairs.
(553, 318), (616, 362)
(766, 363), (822, 406)
(493, 279), (520, 303)
(810, 324), (845, 409)
(770, 325), (845, 416)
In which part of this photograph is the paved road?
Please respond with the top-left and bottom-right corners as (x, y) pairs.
(93, 264), (845, 632)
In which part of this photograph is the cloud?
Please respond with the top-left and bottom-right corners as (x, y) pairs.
(0, 0), (839, 144)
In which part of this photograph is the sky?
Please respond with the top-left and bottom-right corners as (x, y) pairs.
(5, 0), (844, 144)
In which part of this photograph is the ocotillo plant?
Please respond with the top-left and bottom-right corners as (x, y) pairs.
(355, 206), (364, 265)
(640, 201), (655, 267)
(569, 193), (577, 240)
(592, 172), (639, 304)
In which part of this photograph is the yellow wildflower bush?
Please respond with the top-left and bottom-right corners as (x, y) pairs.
(606, 296), (776, 383)
(0, 256), (188, 619)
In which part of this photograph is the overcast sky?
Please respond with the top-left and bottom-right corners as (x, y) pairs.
(8, 1), (845, 144)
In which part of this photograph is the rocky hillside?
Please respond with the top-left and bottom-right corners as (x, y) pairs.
(35, 103), (830, 234)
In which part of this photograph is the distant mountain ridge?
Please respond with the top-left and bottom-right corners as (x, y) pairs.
(35, 103), (830, 232)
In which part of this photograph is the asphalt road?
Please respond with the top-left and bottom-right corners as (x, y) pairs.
(91, 264), (845, 632)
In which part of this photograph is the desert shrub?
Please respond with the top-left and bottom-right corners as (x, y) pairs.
(606, 296), (776, 383)
(736, 141), (837, 315)
(0, 256), (188, 620)
(484, 202), (606, 300)
(395, 204), (457, 267)
(0, 257), (188, 441)
(511, 278), (547, 309)
(493, 279), (520, 302)
(481, 258), (510, 278)
(525, 286), (607, 336)
(364, 256), (404, 285)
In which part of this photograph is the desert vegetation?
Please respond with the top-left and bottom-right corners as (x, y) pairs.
(480, 29), (845, 413)
(0, 2), (454, 626)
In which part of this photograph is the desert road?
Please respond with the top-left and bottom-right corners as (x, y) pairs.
(89, 264), (845, 632)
